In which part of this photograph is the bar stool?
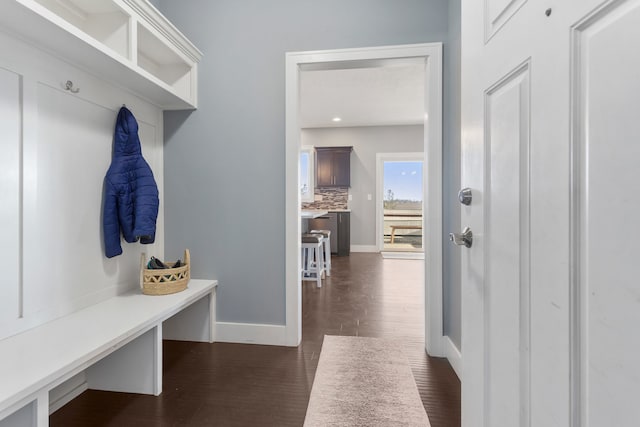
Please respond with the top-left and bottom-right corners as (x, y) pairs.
(301, 233), (324, 288)
(310, 229), (332, 277)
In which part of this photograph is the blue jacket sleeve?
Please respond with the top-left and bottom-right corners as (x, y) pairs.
(103, 179), (123, 258)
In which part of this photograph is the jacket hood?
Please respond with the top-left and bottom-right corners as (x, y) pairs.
(114, 106), (142, 157)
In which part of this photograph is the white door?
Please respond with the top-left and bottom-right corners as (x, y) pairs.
(460, 1), (640, 426)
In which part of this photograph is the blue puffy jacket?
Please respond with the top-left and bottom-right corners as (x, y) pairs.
(103, 107), (159, 258)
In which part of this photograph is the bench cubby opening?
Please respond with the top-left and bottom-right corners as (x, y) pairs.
(136, 21), (193, 101)
(32, 0), (130, 58)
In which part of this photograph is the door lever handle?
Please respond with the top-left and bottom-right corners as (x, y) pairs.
(449, 227), (473, 248)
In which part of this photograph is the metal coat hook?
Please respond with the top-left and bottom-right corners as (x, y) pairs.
(65, 80), (80, 93)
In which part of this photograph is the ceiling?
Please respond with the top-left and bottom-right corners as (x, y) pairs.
(299, 61), (425, 129)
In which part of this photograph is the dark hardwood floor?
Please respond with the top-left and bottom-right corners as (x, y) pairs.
(51, 253), (460, 426)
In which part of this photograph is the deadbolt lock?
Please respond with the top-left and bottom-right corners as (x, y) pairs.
(458, 188), (472, 206)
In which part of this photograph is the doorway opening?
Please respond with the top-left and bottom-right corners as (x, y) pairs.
(377, 153), (424, 256)
(285, 44), (444, 357)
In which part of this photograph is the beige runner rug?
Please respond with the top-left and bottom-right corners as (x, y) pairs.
(304, 335), (431, 427)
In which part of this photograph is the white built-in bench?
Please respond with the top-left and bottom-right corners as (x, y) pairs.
(0, 279), (217, 427)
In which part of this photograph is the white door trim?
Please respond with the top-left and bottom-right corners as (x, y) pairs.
(375, 152), (425, 252)
(284, 43), (445, 357)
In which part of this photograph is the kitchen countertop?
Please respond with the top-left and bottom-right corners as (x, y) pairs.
(301, 210), (329, 219)
(300, 209), (351, 215)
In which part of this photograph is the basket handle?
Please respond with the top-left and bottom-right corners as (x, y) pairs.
(140, 252), (146, 290)
(184, 249), (190, 280)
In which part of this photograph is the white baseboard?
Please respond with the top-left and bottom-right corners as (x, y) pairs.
(350, 245), (379, 253)
(215, 322), (288, 346)
(381, 251), (425, 260)
(443, 336), (461, 380)
(49, 373), (88, 414)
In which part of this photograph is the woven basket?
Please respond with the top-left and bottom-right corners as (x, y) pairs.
(140, 249), (190, 295)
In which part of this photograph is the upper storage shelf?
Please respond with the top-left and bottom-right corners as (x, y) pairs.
(0, 0), (202, 110)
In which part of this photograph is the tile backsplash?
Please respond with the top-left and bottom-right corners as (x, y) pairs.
(302, 187), (348, 210)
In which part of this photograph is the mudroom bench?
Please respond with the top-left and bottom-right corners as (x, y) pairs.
(0, 279), (217, 427)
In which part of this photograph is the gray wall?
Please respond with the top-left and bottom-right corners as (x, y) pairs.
(156, 0), (457, 330)
(302, 126), (424, 247)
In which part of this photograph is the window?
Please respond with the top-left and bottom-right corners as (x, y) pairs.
(382, 160), (423, 251)
(300, 147), (314, 202)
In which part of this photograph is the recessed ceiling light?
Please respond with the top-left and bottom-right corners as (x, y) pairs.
(332, 117), (342, 122)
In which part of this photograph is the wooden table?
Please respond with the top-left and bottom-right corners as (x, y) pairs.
(390, 225), (423, 243)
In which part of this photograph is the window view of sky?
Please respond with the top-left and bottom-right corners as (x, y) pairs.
(384, 161), (423, 201)
(300, 152), (310, 194)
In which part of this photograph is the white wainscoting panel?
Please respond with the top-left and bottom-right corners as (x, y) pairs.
(23, 85), (131, 316)
(0, 67), (22, 326)
(0, 30), (163, 340)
